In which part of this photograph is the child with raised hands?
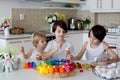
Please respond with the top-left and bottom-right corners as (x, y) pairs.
(42, 20), (74, 60)
(20, 32), (47, 61)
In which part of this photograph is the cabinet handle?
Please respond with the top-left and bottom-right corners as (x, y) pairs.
(9, 41), (22, 43)
(100, 0), (102, 8)
(111, 0), (113, 8)
(97, 0), (99, 8)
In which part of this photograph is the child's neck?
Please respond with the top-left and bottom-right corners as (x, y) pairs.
(55, 38), (65, 43)
(36, 47), (44, 53)
(90, 42), (101, 48)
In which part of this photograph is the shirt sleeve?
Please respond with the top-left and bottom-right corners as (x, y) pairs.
(44, 41), (53, 52)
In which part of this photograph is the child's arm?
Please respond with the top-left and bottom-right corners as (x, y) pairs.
(20, 47), (33, 59)
(42, 47), (59, 60)
(42, 42), (62, 60)
(70, 42), (87, 60)
(101, 42), (119, 64)
(103, 42), (118, 59)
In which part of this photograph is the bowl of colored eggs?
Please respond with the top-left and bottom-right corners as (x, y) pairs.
(37, 59), (77, 78)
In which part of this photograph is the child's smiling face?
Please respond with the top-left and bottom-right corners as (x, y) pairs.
(54, 26), (66, 40)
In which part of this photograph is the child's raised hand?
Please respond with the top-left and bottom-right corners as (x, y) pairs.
(65, 48), (73, 60)
(65, 48), (70, 56)
(20, 46), (25, 53)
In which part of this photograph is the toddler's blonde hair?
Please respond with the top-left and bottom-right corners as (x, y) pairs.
(31, 32), (46, 47)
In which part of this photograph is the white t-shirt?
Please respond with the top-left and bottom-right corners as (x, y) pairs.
(86, 41), (106, 61)
(44, 40), (74, 59)
(29, 47), (42, 62)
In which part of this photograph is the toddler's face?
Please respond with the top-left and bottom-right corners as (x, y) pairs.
(89, 31), (100, 44)
(54, 26), (66, 40)
(37, 37), (47, 48)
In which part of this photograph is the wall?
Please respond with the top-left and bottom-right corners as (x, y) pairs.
(12, 8), (93, 32)
(95, 13), (120, 27)
(0, 0), (63, 20)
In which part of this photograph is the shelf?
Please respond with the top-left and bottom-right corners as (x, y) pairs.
(41, 7), (82, 10)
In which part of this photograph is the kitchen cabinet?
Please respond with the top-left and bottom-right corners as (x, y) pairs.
(65, 32), (83, 55)
(65, 31), (89, 60)
(82, 32), (89, 44)
(0, 34), (32, 54)
(118, 37), (120, 56)
(90, 0), (120, 12)
(104, 35), (120, 55)
(113, 0), (120, 10)
(49, 0), (86, 4)
(23, 0), (86, 4)
(0, 38), (32, 54)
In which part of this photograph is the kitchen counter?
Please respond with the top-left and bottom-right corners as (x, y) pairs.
(67, 30), (120, 36)
(0, 30), (119, 40)
(0, 34), (31, 40)
(0, 60), (113, 80)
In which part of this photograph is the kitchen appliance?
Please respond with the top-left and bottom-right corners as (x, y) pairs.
(68, 18), (76, 30)
(75, 20), (83, 30)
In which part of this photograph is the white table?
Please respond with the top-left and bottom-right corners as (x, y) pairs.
(0, 60), (120, 80)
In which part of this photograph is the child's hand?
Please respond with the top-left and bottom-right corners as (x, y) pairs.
(65, 48), (70, 56)
(66, 54), (73, 60)
(65, 48), (73, 60)
(36, 54), (42, 60)
(20, 47), (25, 53)
(100, 56), (110, 64)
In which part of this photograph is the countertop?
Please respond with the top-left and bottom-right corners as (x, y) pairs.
(0, 60), (114, 80)
(0, 34), (31, 40)
(0, 30), (120, 40)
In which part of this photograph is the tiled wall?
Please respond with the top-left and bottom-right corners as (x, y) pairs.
(95, 13), (120, 27)
(12, 8), (93, 33)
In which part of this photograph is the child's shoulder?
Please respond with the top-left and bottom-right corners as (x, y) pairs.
(48, 40), (55, 43)
(102, 41), (108, 46)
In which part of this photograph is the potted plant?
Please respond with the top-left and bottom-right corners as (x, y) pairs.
(45, 12), (65, 33)
(81, 16), (91, 30)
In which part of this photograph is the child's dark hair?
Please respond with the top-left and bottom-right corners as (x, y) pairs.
(52, 20), (68, 33)
(88, 25), (107, 42)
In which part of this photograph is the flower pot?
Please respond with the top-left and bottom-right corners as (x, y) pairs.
(50, 23), (54, 33)
(83, 24), (90, 30)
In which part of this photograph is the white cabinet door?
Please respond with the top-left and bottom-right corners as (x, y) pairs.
(22, 38), (32, 52)
(104, 35), (119, 54)
(6, 39), (23, 54)
(101, 0), (112, 9)
(65, 33), (83, 55)
(117, 37), (120, 56)
(113, 0), (120, 10)
(82, 32), (89, 44)
(6, 38), (32, 54)
(89, 0), (98, 10)
(90, 0), (120, 12)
